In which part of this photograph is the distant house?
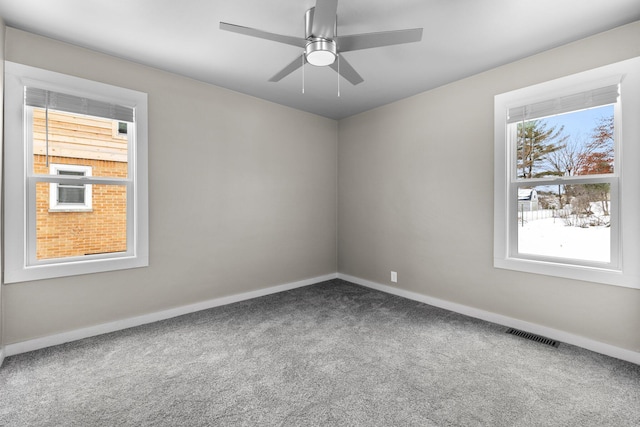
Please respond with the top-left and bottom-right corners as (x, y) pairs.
(518, 188), (538, 211)
(33, 108), (128, 260)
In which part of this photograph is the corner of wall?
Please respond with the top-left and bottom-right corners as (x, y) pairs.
(0, 15), (7, 368)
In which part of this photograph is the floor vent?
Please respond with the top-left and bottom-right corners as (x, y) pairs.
(506, 328), (559, 348)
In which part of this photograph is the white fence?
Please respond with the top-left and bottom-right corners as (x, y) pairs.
(517, 207), (569, 226)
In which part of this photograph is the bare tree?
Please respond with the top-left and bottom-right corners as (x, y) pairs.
(546, 134), (590, 177)
(546, 135), (590, 208)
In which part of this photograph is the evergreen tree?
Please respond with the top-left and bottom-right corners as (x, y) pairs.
(516, 120), (567, 179)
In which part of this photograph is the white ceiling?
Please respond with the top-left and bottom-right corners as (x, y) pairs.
(1, 0), (638, 120)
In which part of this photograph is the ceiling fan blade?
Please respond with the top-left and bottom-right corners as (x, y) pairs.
(338, 28), (423, 52)
(329, 56), (364, 86)
(311, 0), (338, 39)
(220, 22), (306, 48)
(269, 55), (305, 82)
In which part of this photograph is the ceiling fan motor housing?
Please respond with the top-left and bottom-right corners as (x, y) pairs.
(304, 7), (337, 66)
(305, 39), (337, 66)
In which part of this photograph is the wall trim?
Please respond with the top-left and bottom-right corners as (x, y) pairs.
(4, 273), (338, 357)
(338, 273), (640, 366)
(5, 272), (638, 366)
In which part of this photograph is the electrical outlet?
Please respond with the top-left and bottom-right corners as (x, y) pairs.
(391, 271), (398, 283)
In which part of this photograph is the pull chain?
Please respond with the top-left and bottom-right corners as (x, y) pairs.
(337, 54), (340, 97)
(45, 91), (50, 167)
(336, 16), (340, 98)
(302, 53), (305, 94)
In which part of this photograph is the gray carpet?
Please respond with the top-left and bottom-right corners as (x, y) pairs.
(1, 279), (639, 426)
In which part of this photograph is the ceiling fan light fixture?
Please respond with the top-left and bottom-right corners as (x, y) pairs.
(305, 39), (337, 66)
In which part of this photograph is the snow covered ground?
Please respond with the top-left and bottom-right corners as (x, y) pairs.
(518, 216), (610, 262)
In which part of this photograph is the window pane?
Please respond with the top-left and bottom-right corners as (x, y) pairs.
(516, 105), (614, 180)
(517, 184), (610, 263)
(32, 108), (129, 178)
(36, 182), (127, 260)
(58, 170), (84, 177)
(58, 186), (85, 204)
(118, 122), (128, 135)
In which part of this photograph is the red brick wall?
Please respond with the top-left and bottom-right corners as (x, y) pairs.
(34, 155), (128, 260)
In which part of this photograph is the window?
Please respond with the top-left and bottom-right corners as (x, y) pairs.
(4, 62), (148, 282)
(494, 56), (640, 288)
(49, 164), (93, 211)
(113, 121), (128, 138)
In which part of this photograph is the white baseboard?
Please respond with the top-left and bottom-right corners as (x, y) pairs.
(338, 273), (640, 366)
(5, 272), (638, 366)
(4, 273), (338, 357)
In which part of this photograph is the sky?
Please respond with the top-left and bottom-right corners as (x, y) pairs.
(520, 104), (614, 193)
(540, 104), (613, 143)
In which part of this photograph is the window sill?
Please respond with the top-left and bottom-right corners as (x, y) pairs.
(48, 208), (94, 213)
(4, 254), (149, 284)
(494, 256), (639, 289)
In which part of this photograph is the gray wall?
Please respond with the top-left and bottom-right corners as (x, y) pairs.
(2, 28), (338, 344)
(3, 21), (640, 355)
(338, 21), (640, 352)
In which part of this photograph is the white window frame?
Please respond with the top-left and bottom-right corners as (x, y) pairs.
(494, 56), (640, 289)
(49, 164), (93, 212)
(4, 62), (149, 283)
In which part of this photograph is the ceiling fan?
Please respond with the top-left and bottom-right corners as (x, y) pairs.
(220, 0), (423, 85)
